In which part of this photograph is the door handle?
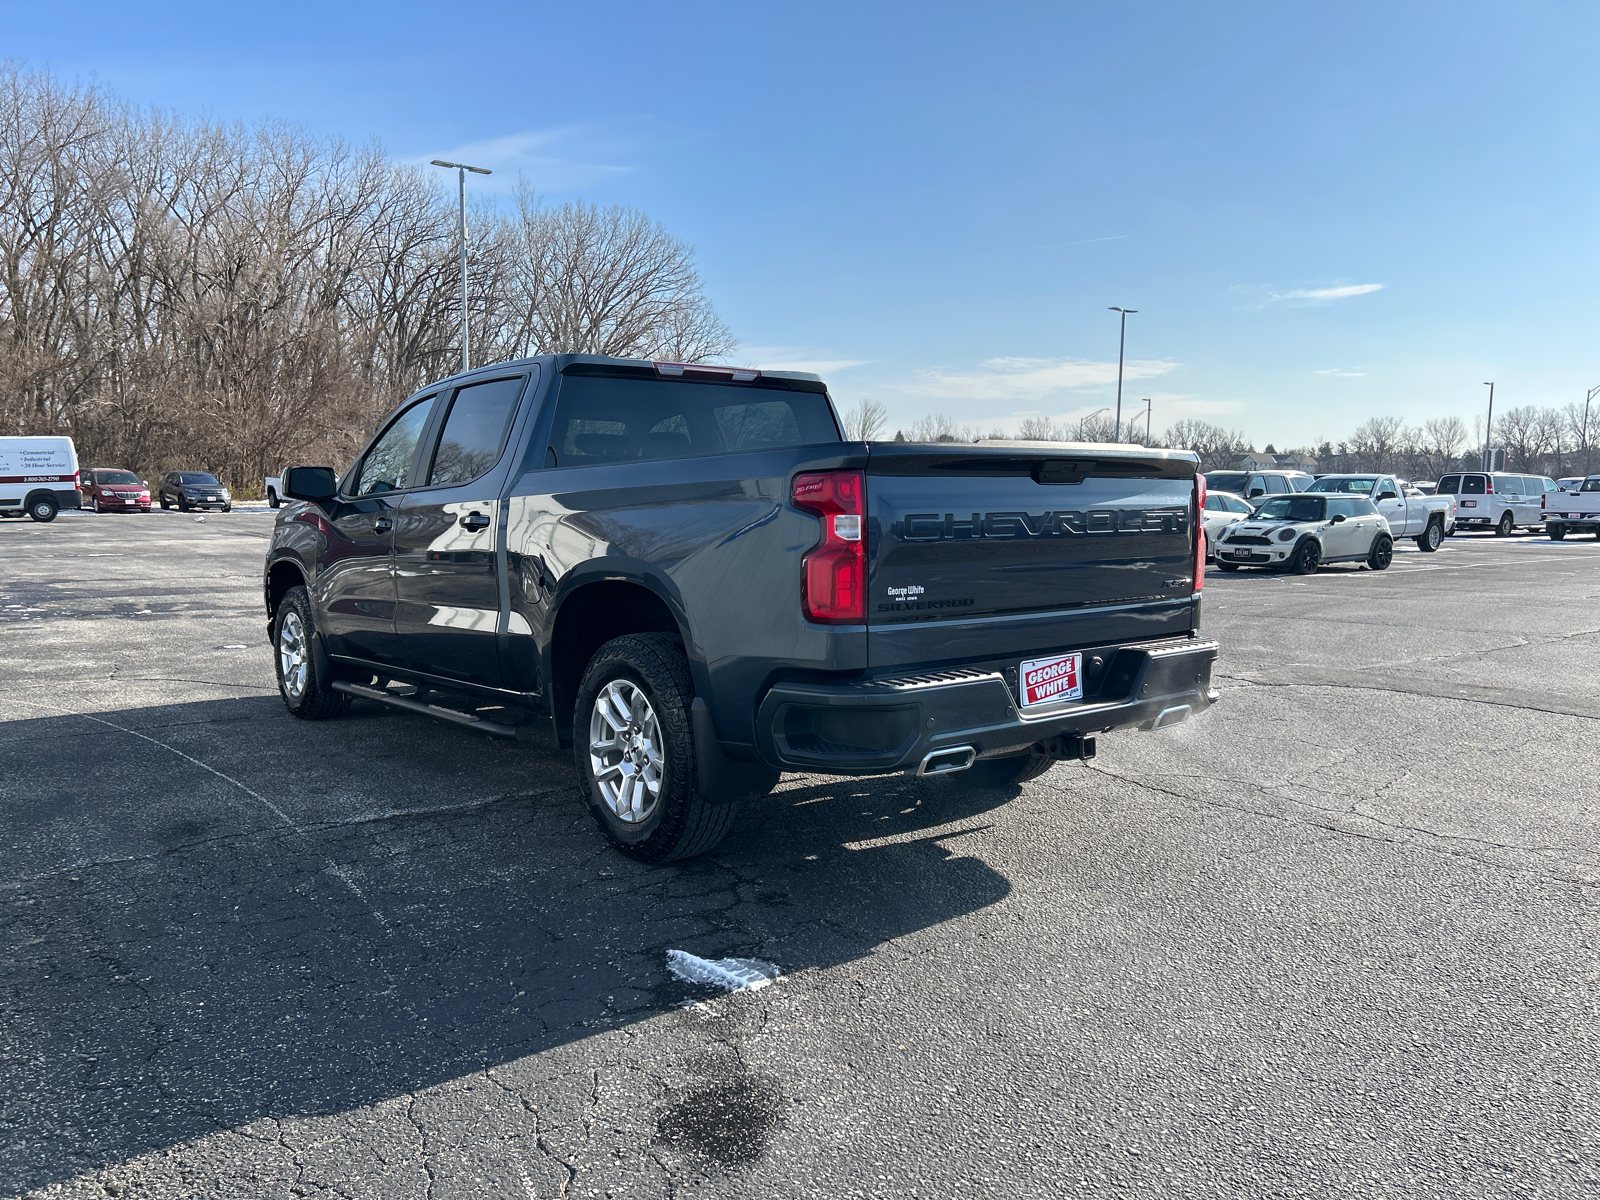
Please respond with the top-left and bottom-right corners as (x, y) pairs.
(372, 517), (392, 532)
(458, 512), (490, 531)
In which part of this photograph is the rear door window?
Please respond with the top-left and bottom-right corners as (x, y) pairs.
(426, 375), (527, 487)
(545, 374), (840, 466)
(1266, 474), (1289, 492)
(1352, 498), (1378, 516)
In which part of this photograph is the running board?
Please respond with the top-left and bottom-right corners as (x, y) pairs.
(331, 681), (519, 738)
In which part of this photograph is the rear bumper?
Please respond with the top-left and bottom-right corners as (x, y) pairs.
(754, 634), (1220, 774)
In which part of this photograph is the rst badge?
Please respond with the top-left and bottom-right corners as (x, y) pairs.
(1020, 652), (1083, 707)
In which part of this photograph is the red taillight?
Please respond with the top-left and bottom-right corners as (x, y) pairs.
(792, 470), (866, 623)
(1484, 479), (1493, 493)
(1193, 473), (1207, 591)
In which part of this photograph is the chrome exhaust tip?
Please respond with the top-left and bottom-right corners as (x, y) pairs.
(917, 745), (977, 776)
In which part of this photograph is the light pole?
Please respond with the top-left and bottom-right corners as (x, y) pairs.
(1583, 384), (1600, 476)
(1141, 398), (1153, 443)
(1109, 307), (1137, 440)
(1481, 381), (1494, 471)
(1078, 406), (1109, 440)
(431, 158), (493, 374)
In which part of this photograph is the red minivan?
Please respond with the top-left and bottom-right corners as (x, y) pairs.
(81, 468), (152, 512)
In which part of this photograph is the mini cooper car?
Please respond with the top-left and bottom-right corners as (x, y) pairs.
(1215, 493), (1392, 574)
(81, 468), (152, 512)
(157, 471), (232, 511)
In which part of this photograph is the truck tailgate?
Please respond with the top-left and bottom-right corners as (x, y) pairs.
(865, 443), (1199, 670)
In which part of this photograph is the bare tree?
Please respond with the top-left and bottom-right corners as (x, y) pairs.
(1348, 415), (1404, 472)
(502, 189), (734, 363)
(1161, 420), (1249, 472)
(841, 397), (887, 441)
(0, 67), (739, 489)
(1421, 416), (1468, 479)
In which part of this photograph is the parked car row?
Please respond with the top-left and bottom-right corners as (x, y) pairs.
(1202, 473), (1457, 572)
(0, 435), (234, 521)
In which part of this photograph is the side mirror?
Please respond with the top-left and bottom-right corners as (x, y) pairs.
(141, 480), (148, 486)
(1377, 491), (1399, 501)
(282, 465), (339, 503)
(1248, 488), (1264, 498)
(1329, 513), (1347, 524)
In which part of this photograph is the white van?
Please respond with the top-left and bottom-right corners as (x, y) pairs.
(1434, 470), (1556, 535)
(0, 436), (81, 522)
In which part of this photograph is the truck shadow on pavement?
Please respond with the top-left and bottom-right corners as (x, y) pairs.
(0, 696), (1016, 1193)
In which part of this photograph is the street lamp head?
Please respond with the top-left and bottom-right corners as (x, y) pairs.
(1109, 306), (1138, 314)
(430, 159), (492, 175)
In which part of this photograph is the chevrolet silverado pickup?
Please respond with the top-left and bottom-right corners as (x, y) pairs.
(263, 355), (1219, 862)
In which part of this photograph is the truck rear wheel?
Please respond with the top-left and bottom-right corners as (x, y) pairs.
(1416, 518), (1443, 552)
(1496, 511), (1514, 537)
(573, 633), (737, 863)
(274, 586), (350, 720)
(1549, 523), (1566, 540)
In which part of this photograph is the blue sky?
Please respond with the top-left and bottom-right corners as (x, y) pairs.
(6, 0), (1598, 447)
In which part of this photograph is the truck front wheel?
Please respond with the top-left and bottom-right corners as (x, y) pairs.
(574, 633), (738, 863)
(274, 586), (350, 720)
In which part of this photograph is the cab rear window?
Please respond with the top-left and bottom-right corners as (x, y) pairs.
(544, 375), (840, 467)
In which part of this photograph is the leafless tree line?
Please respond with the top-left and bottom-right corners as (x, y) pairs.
(0, 66), (733, 487)
(869, 401), (1599, 481)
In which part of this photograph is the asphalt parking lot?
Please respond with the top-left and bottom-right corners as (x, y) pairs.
(3, 510), (1598, 1199)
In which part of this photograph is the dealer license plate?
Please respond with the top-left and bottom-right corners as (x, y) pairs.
(1020, 652), (1083, 707)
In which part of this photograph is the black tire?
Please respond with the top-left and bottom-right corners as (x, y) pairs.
(159, 495), (171, 509)
(1496, 510), (1514, 537)
(1415, 518), (1443, 552)
(221, 504), (232, 513)
(178, 497), (190, 512)
(273, 585), (350, 720)
(573, 632), (737, 863)
(963, 749), (1056, 788)
(267, 492), (280, 509)
(1549, 524), (1566, 541)
(1217, 561), (1241, 572)
(1367, 534), (1393, 570)
(1287, 537), (1321, 575)
(27, 495), (58, 523)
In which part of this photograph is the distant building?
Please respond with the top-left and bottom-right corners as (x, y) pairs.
(1236, 451), (1318, 473)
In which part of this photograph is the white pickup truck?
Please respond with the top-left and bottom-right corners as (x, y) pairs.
(1542, 476), (1600, 539)
(1303, 473), (1457, 551)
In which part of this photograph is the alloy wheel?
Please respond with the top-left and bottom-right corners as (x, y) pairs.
(278, 610), (308, 700)
(588, 679), (664, 824)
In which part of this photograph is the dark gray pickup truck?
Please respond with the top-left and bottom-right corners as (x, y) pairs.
(264, 355), (1218, 861)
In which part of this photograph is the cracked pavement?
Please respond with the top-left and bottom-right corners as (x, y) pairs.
(2, 510), (1597, 1198)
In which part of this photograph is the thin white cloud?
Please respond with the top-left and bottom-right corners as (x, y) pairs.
(1278, 283), (1384, 301)
(1315, 368), (1367, 378)
(741, 346), (867, 376)
(1232, 282), (1387, 309)
(902, 356), (1179, 404)
(413, 119), (655, 192)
